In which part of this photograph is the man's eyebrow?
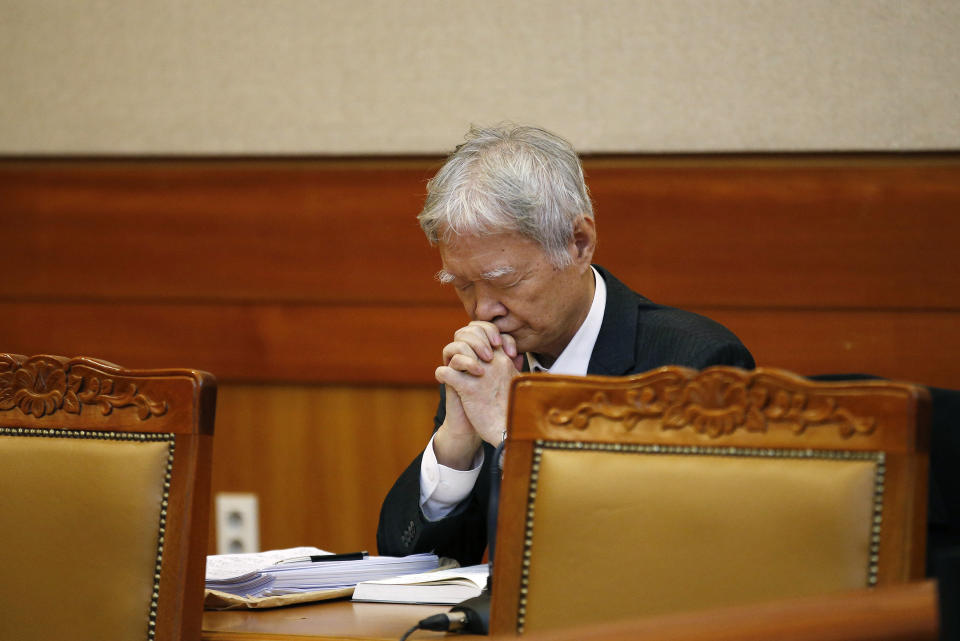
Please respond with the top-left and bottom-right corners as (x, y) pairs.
(435, 266), (516, 284)
(480, 266), (516, 280)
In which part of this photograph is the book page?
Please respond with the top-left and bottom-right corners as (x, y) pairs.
(360, 564), (489, 588)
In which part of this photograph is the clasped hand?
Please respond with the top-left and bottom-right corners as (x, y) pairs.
(432, 321), (523, 470)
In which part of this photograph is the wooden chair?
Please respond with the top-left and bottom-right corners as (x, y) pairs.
(490, 366), (930, 635)
(0, 354), (216, 641)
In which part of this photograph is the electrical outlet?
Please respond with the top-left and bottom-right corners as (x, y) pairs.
(215, 492), (260, 554)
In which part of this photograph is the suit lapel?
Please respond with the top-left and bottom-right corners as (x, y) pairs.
(587, 266), (640, 376)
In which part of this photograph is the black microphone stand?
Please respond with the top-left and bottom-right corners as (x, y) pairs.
(403, 439), (505, 639)
(447, 437), (505, 634)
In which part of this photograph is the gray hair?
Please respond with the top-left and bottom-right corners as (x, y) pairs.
(417, 124), (594, 267)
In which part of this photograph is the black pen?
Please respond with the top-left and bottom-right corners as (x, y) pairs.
(275, 551), (369, 565)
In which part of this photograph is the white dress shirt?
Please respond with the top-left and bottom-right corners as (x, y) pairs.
(419, 267), (607, 520)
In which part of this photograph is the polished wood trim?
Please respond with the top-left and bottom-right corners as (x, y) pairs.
(1, 159), (440, 304)
(4, 155), (959, 386)
(706, 308), (960, 391)
(0, 301), (463, 385)
(588, 160), (960, 310)
(3, 156), (958, 309)
(3, 302), (958, 389)
(486, 580), (938, 641)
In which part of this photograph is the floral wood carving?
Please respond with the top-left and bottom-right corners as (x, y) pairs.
(546, 370), (876, 439)
(0, 356), (168, 420)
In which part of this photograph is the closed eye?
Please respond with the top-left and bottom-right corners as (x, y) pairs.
(494, 274), (528, 289)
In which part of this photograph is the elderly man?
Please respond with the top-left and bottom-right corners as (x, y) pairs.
(377, 124), (754, 566)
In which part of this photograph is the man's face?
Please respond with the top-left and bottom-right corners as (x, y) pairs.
(437, 225), (595, 359)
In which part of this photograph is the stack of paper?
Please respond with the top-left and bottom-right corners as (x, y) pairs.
(205, 547), (442, 598)
(351, 564), (489, 605)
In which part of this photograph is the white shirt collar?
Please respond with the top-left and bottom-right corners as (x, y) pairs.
(527, 266), (606, 376)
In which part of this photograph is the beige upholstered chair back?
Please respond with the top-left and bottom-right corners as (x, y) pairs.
(0, 354), (216, 641)
(490, 367), (930, 635)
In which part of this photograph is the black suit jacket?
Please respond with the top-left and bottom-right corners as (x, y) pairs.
(376, 266), (755, 565)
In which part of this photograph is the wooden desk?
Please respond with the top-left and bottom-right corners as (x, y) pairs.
(202, 598), (451, 641)
(202, 581), (939, 641)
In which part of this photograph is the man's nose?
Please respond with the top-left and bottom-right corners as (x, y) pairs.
(474, 288), (508, 321)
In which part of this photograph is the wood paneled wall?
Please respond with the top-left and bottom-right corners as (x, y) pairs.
(211, 384), (439, 555)
(3, 156), (958, 553)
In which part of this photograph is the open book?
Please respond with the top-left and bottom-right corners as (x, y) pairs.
(351, 564), (489, 605)
(205, 547), (441, 598)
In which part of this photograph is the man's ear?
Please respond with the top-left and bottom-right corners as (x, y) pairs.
(570, 216), (597, 266)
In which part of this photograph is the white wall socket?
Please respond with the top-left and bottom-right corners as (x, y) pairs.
(215, 492), (260, 554)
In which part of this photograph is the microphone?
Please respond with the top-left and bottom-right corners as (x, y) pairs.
(448, 588), (491, 634)
(412, 588), (489, 635)
(409, 591), (488, 636)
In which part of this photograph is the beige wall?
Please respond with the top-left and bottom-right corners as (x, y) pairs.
(1, 0), (958, 154)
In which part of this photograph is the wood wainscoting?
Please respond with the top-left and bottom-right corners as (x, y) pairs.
(3, 155), (958, 553)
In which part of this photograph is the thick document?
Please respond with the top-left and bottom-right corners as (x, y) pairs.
(351, 564), (488, 605)
(204, 547), (443, 610)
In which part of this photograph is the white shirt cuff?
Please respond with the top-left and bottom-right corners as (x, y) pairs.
(419, 432), (484, 521)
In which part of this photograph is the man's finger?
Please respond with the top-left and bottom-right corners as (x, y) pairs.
(442, 341), (483, 366)
(467, 320), (503, 348)
(499, 332), (519, 359)
(446, 353), (485, 376)
(435, 364), (478, 389)
(453, 324), (497, 361)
